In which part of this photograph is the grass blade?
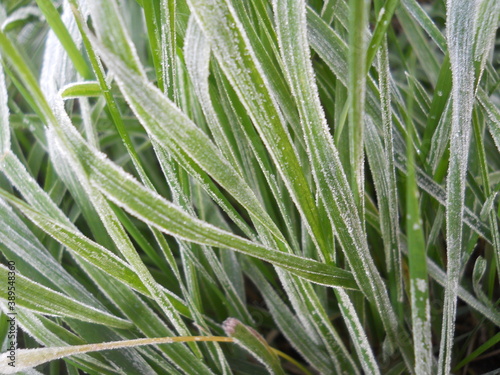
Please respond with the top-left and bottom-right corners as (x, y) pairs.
(438, 2), (477, 373)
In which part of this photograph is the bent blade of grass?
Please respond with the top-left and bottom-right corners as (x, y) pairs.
(438, 2), (477, 373)
(60, 122), (357, 288)
(89, 161), (357, 287)
(274, 1), (409, 365)
(0, 265), (131, 329)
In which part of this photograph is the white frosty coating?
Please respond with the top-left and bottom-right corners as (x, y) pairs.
(375, 44), (402, 300)
(416, 278), (428, 293)
(0, 62), (9, 155)
(440, 1), (477, 374)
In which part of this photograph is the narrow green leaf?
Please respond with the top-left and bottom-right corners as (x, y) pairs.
(438, 2), (476, 373)
(60, 82), (101, 98)
(406, 98), (432, 374)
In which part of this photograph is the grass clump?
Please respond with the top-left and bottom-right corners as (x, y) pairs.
(0, 0), (499, 374)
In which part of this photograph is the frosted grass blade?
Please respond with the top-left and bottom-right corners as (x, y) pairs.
(16, 310), (120, 374)
(0, 198), (103, 308)
(0, 62), (9, 155)
(347, 0), (370, 209)
(0, 334), (232, 374)
(406, 106), (432, 374)
(60, 82), (101, 98)
(0, 265), (131, 329)
(92, 41), (288, 248)
(373, 42), (402, 302)
(438, 3), (476, 373)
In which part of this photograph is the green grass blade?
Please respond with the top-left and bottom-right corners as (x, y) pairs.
(0, 62), (9, 155)
(406, 98), (433, 374)
(348, 0), (370, 209)
(438, 2), (477, 373)
(0, 265), (131, 329)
